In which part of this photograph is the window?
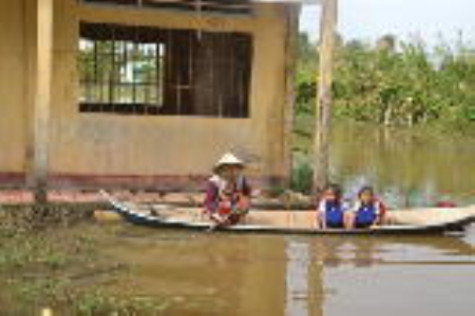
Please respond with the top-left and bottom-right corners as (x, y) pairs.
(79, 24), (165, 114)
(79, 22), (252, 117)
(81, 0), (252, 16)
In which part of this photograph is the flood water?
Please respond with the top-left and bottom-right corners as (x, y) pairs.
(329, 123), (475, 207)
(100, 224), (475, 316)
(3, 123), (475, 315)
(97, 124), (474, 315)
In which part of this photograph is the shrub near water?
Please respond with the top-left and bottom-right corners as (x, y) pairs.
(291, 160), (314, 194)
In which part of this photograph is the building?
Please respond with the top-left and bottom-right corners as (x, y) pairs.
(0, 0), (301, 193)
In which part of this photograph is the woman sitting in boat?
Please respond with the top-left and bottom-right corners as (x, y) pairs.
(347, 186), (386, 229)
(204, 152), (251, 226)
(316, 184), (351, 229)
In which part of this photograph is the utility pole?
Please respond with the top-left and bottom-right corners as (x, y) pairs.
(313, 0), (338, 193)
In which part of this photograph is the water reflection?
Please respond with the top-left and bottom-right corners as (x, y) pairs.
(326, 123), (475, 207)
(283, 231), (475, 316)
(15, 225), (475, 315)
(286, 241), (318, 316)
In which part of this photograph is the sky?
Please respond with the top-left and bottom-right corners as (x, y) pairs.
(299, 0), (475, 47)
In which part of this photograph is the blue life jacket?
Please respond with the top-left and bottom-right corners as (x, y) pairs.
(355, 202), (377, 225)
(324, 201), (345, 226)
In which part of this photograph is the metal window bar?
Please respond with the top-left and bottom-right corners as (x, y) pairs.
(110, 35), (116, 111)
(123, 39), (128, 106)
(132, 40), (137, 108)
(93, 40), (99, 106)
(158, 42), (162, 108)
(79, 22), (251, 117)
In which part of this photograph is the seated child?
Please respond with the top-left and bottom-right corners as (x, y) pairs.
(316, 184), (350, 229)
(348, 186), (386, 229)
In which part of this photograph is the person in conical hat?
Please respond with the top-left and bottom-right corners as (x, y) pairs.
(213, 152), (244, 173)
(204, 152), (251, 226)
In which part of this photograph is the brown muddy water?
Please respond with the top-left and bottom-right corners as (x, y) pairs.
(297, 123), (475, 207)
(102, 224), (475, 316)
(4, 223), (474, 315)
(2, 123), (475, 315)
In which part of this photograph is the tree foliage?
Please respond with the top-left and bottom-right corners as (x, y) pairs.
(295, 34), (475, 130)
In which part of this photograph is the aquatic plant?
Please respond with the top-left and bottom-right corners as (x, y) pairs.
(0, 221), (167, 315)
(75, 291), (166, 315)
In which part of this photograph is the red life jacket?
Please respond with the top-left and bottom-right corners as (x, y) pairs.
(435, 201), (456, 208)
(204, 174), (250, 215)
(377, 198), (387, 218)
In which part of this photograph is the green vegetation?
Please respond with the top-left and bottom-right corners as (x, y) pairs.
(295, 33), (475, 134)
(290, 159), (314, 194)
(291, 33), (475, 193)
(0, 217), (164, 315)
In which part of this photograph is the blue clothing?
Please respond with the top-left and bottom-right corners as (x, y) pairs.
(354, 202), (377, 227)
(321, 201), (345, 227)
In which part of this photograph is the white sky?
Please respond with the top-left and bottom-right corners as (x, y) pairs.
(299, 0), (475, 46)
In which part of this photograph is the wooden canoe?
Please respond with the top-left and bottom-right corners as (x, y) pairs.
(101, 192), (475, 236)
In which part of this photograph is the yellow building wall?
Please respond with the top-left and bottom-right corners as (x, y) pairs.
(1, 0), (292, 188)
(0, 0), (28, 175)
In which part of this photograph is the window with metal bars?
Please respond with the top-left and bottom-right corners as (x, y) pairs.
(81, 0), (252, 16)
(78, 22), (252, 117)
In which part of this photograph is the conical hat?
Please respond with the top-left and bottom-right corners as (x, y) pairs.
(214, 152), (244, 169)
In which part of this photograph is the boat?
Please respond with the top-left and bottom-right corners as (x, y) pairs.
(100, 191), (475, 236)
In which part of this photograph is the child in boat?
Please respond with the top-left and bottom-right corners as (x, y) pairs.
(348, 186), (386, 229)
(204, 152), (251, 226)
(316, 183), (351, 229)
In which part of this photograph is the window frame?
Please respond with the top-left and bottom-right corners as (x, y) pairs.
(80, 0), (253, 16)
(78, 22), (253, 118)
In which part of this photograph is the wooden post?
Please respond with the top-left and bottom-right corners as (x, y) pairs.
(313, 0), (337, 192)
(283, 4), (300, 186)
(32, 0), (54, 203)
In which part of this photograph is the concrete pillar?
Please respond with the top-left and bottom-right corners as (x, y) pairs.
(32, 0), (53, 202)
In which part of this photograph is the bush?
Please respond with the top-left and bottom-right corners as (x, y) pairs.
(291, 161), (314, 194)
